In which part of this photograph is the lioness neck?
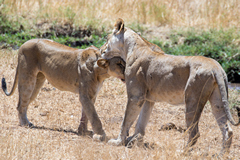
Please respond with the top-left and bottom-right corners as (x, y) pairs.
(124, 28), (165, 60)
(123, 29), (138, 60)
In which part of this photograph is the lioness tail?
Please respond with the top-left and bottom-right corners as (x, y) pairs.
(2, 65), (19, 96)
(213, 68), (240, 126)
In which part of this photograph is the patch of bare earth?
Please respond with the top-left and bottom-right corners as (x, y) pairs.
(0, 49), (239, 159)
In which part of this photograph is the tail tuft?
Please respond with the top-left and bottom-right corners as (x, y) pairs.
(236, 107), (240, 120)
(2, 78), (7, 92)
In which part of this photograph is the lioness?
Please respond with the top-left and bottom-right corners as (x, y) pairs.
(1, 39), (125, 141)
(101, 18), (240, 154)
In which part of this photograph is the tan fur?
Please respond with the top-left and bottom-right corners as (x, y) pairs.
(1, 39), (125, 141)
(101, 19), (240, 155)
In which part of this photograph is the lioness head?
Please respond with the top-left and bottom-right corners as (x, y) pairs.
(97, 57), (125, 82)
(100, 18), (126, 60)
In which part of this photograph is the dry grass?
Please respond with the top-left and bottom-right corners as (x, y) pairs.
(2, 0), (240, 29)
(0, 49), (240, 159)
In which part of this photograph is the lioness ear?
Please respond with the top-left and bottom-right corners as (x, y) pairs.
(114, 18), (124, 35)
(97, 59), (109, 69)
(118, 59), (126, 67)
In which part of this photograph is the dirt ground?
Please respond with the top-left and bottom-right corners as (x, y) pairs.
(0, 49), (239, 159)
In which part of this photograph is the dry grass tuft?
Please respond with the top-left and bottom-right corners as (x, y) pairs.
(1, 49), (240, 159)
(2, 0), (240, 29)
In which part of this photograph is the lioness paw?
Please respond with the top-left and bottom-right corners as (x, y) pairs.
(28, 122), (34, 128)
(20, 120), (34, 128)
(78, 130), (93, 137)
(93, 133), (106, 142)
(125, 133), (144, 148)
(108, 138), (124, 146)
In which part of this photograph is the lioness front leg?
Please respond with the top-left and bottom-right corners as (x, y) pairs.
(108, 96), (145, 146)
(134, 101), (154, 136)
(78, 109), (93, 136)
(125, 101), (154, 146)
(79, 94), (106, 141)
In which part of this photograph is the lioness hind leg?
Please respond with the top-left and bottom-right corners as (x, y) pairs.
(17, 73), (39, 127)
(185, 101), (205, 148)
(29, 72), (46, 103)
(184, 78), (213, 149)
(209, 87), (232, 155)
